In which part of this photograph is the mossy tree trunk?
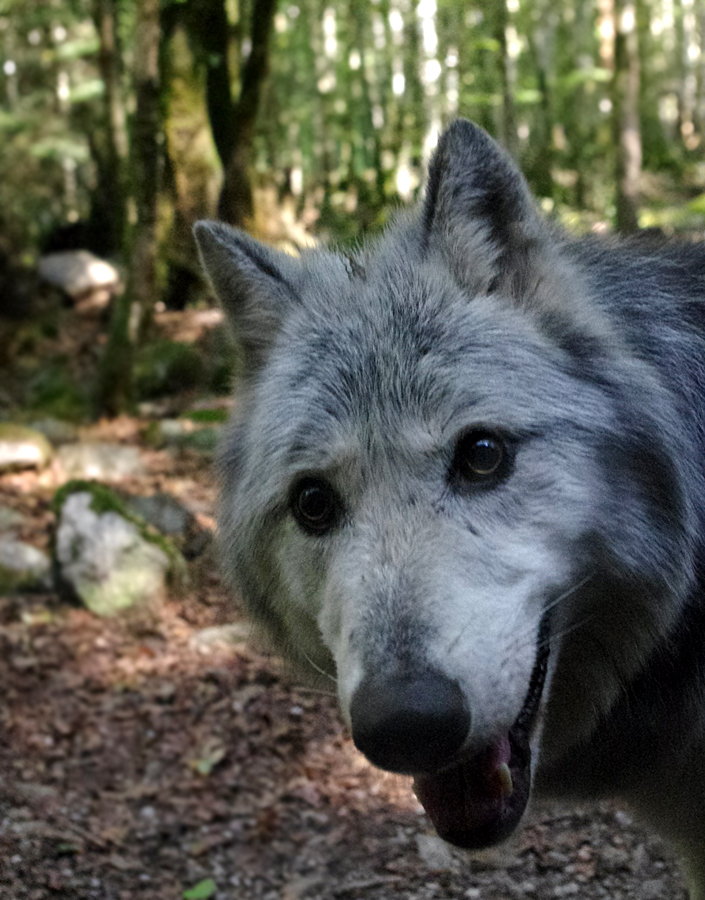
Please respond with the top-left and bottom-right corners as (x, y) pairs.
(217, 0), (278, 228)
(96, 0), (161, 417)
(182, 0), (276, 229)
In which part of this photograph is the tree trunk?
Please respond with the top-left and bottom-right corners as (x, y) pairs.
(91, 0), (129, 256)
(96, 0), (161, 416)
(526, 8), (554, 199)
(613, 0), (641, 233)
(184, 0), (236, 167)
(217, 0), (278, 227)
(491, 0), (517, 158)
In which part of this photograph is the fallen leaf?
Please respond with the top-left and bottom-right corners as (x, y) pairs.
(183, 878), (216, 899)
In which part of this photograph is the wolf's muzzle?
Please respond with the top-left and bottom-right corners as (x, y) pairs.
(349, 670), (470, 775)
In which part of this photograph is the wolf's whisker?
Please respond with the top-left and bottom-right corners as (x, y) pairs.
(544, 571), (597, 615)
(447, 572), (596, 657)
(301, 650), (338, 684)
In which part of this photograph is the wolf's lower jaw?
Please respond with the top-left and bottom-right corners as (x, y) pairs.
(414, 633), (550, 849)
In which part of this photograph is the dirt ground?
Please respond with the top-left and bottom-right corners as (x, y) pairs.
(0, 429), (690, 900)
(0, 297), (691, 900)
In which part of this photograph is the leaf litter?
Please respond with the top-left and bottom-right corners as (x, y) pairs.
(0, 417), (689, 900)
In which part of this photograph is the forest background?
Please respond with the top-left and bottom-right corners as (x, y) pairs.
(1, 0), (705, 417)
(0, 3), (704, 897)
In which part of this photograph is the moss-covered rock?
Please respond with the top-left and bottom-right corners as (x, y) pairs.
(0, 423), (52, 471)
(141, 419), (222, 456)
(52, 481), (187, 616)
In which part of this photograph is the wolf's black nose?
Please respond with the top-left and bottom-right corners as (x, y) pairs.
(350, 671), (470, 774)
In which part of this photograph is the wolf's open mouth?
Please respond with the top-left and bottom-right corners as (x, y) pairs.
(414, 622), (550, 849)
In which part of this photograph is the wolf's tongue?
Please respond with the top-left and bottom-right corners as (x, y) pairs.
(414, 732), (531, 850)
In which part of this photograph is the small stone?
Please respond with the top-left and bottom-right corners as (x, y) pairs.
(0, 505), (25, 533)
(38, 251), (120, 300)
(126, 493), (193, 537)
(641, 878), (667, 899)
(600, 844), (630, 872)
(0, 538), (51, 592)
(57, 443), (145, 481)
(29, 418), (79, 446)
(0, 424), (52, 471)
(147, 419), (222, 455)
(415, 833), (456, 872)
(190, 623), (252, 653)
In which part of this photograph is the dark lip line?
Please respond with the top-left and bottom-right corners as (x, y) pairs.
(435, 611), (551, 775)
(515, 611), (551, 733)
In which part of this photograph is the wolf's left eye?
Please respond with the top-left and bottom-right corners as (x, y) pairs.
(291, 477), (341, 535)
(452, 431), (508, 484)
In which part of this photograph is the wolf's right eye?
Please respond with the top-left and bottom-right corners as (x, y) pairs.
(451, 430), (511, 487)
(291, 477), (341, 535)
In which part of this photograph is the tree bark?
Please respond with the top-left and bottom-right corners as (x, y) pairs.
(184, 0), (236, 167)
(217, 0), (278, 227)
(613, 0), (642, 233)
(490, 0), (517, 158)
(127, 0), (161, 342)
(97, 0), (161, 416)
(91, 0), (129, 255)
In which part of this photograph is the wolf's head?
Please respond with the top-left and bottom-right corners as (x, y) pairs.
(195, 121), (695, 849)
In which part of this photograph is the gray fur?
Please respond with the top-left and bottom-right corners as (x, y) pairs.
(195, 119), (705, 898)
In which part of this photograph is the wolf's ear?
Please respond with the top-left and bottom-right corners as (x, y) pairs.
(194, 220), (300, 370)
(422, 119), (546, 297)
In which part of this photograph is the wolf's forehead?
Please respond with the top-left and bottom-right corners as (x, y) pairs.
(283, 269), (469, 417)
(267, 270), (564, 467)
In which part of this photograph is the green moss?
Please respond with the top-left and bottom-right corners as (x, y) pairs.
(134, 340), (205, 400)
(52, 479), (130, 518)
(182, 407), (228, 424)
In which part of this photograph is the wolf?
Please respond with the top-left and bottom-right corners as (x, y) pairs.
(195, 119), (705, 897)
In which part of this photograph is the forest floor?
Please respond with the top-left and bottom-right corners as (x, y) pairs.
(0, 305), (690, 900)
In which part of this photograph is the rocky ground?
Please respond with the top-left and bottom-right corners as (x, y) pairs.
(0, 429), (689, 900)
(0, 303), (690, 900)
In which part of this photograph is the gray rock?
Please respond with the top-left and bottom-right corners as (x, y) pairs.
(0, 505), (25, 533)
(126, 493), (194, 537)
(57, 443), (145, 481)
(29, 417), (79, 446)
(148, 419), (222, 455)
(0, 424), (52, 471)
(190, 623), (252, 653)
(415, 833), (456, 872)
(641, 879), (667, 900)
(0, 539), (51, 592)
(38, 251), (120, 299)
(55, 491), (170, 616)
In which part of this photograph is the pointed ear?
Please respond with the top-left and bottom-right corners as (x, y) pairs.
(193, 220), (301, 370)
(422, 119), (546, 297)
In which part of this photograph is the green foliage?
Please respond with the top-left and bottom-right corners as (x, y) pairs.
(2, 0), (704, 289)
(183, 408), (228, 423)
(133, 341), (206, 400)
(26, 363), (90, 422)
